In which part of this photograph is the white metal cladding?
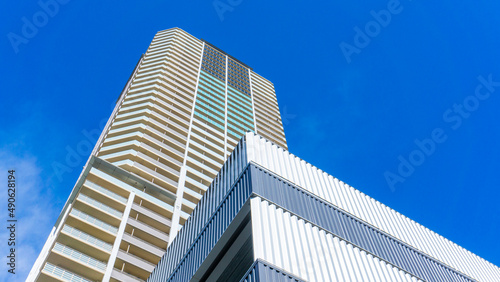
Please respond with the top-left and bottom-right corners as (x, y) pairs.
(249, 166), (472, 281)
(148, 133), (498, 281)
(148, 162), (471, 281)
(148, 136), (464, 281)
(244, 132), (500, 282)
(251, 197), (425, 282)
(239, 259), (305, 282)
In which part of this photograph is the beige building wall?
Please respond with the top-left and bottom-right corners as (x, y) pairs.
(28, 28), (287, 282)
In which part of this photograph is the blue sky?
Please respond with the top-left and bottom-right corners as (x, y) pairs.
(2, 0), (500, 280)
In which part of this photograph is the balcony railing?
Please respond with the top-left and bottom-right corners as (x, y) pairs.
(84, 180), (127, 204)
(127, 218), (169, 242)
(77, 193), (123, 218)
(53, 243), (107, 271)
(43, 263), (92, 282)
(117, 250), (156, 272)
(62, 225), (113, 252)
(70, 209), (118, 234)
(122, 232), (165, 257)
(112, 267), (144, 282)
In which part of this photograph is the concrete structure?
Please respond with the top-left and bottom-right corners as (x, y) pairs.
(147, 132), (500, 282)
(28, 28), (286, 282)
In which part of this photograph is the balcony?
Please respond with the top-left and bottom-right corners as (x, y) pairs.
(127, 217), (169, 243)
(52, 243), (107, 272)
(61, 225), (113, 252)
(84, 180), (127, 204)
(116, 250), (155, 273)
(82, 181), (127, 213)
(69, 209), (118, 235)
(41, 263), (92, 282)
(184, 175), (207, 195)
(45, 243), (105, 281)
(100, 139), (183, 170)
(111, 268), (144, 282)
(122, 232), (165, 257)
(131, 202), (172, 228)
(76, 193), (123, 219)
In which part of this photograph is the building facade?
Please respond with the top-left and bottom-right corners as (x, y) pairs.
(28, 28), (287, 282)
(29, 27), (500, 282)
(148, 132), (500, 282)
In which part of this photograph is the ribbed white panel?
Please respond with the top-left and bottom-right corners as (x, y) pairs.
(250, 198), (423, 282)
(245, 132), (500, 282)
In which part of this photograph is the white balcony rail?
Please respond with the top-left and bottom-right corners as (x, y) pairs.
(70, 209), (118, 234)
(62, 225), (113, 252)
(53, 243), (107, 271)
(43, 263), (93, 282)
(77, 193), (123, 218)
(85, 180), (127, 204)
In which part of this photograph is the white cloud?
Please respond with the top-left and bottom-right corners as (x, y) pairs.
(0, 150), (58, 282)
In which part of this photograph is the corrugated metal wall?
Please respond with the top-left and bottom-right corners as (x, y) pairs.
(249, 165), (473, 282)
(251, 197), (424, 282)
(149, 161), (472, 281)
(245, 132), (500, 282)
(148, 133), (499, 282)
(239, 260), (305, 282)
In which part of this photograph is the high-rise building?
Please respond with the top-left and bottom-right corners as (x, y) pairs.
(147, 132), (500, 282)
(30, 27), (500, 282)
(28, 27), (287, 282)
